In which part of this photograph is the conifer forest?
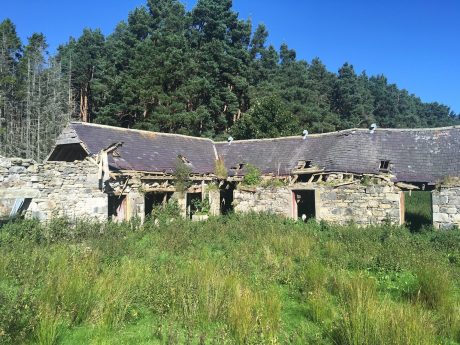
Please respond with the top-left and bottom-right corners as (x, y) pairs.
(0, 0), (458, 161)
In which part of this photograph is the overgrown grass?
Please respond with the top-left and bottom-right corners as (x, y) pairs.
(1, 214), (460, 344)
(405, 191), (433, 231)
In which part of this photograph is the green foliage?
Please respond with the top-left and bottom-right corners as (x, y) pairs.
(2, 3), (460, 160)
(404, 191), (433, 232)
(151, 199), (181, 223)
(232, 96), (297, 139)
(2, 214), (460, 344)
(242, 164), (262, 186)
(173, 157), (192, 193)
(261, 178), (287, 188)
(191, 196), (210, 215)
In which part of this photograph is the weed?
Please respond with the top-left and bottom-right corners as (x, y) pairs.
(242, 164), (262, 186)
(1, 214), (460, 344)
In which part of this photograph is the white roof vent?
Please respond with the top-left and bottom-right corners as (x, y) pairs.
(302, 130), (309, 140)
(369, 123), (377, 134)
(227, 136), (234, 145)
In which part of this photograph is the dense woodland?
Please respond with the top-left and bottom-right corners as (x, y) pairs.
(0, 0), (458, 160)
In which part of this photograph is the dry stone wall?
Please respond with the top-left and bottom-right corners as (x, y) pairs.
(316, 183), (402, 225)
(233, 182), (402, 225)
(233, 187), (292, 217)
(432, 187), (460, 229)
(0, 156), (107, 221)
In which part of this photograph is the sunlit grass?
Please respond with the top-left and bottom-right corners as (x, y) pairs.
(1, 213), (459, 344)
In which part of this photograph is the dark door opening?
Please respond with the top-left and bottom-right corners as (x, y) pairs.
(186, 192), (202, 219)
(220, 184), (234, 215)
(404, 191), (433, 232)
(294, 190), (315, 220)
(145, 192), (173, 217)
(108, 195), (127, 222)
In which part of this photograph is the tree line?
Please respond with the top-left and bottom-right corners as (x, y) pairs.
(1, 0), (458, 160)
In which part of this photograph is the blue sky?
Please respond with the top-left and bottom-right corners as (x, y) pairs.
(2, 0), (459, 113)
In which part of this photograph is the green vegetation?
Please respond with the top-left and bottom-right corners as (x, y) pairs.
(242, 164), (262, 186)
(191, 197), (211, 215)
(1, 1), (459, 160)
(405, 191), (433, 232)
(214, 158), (228, 180)
(173, 158), (192, 194)
(2, 214), (460, 344)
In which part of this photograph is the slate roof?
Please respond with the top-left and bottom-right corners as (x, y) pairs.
(51, 123), (460, 183)
(216, 127), (460, 183)
(54, 122), (217, 174)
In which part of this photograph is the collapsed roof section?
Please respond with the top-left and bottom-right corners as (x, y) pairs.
(49, 122), (460, 184)
(48, 122), (217, 174)
(217, 127), (460, 183)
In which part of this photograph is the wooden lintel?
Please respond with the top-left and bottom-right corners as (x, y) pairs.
(395, 182), (420, 190)
(332, 181), (359, 188)
(292, 167), (324, 174)
(143, 188), (176, 193)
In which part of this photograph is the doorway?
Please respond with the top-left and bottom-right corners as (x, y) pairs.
(293, 190), (316, 221)
(186, 192), (202, 219)
(404, 191), (433, 232)
(220, 183), (234, 215)
(108, 195), (127, 222)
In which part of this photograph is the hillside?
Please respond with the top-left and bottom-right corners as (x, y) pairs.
(1, 212), (460, 344)
(0, 0), (458, 160)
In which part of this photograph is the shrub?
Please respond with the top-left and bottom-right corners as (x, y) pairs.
(151, 199), (181, 223)
(242, 164), (262, 186)
(191, 197), (210, 215)
(173, 158), (192, 193)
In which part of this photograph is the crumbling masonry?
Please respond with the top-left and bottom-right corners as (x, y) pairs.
(1, 122), (460, 228)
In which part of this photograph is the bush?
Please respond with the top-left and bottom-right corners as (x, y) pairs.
(242, 164), (262, 186)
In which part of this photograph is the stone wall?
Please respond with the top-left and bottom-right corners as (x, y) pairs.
(0, 156), (107, 221)
(316, 183), (402, 225)
(233, 187), (293, 217)
(0, 155), (404, 226)
(432, 187), (460, 229)
(233, 182), (403, 225)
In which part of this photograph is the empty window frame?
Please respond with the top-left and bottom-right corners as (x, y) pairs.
(379, 160), (391, 172)
(145, 192), (173, 216)
(296, 160), (312, 169)
(231, 163), (245, 170)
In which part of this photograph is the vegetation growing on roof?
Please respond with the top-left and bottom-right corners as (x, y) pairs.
(242, 164), (262, 186)
(173, 157), (192, 194)
(214, 157), (228, 179)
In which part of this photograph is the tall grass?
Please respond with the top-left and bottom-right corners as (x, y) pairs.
(1, 213), (460, 344)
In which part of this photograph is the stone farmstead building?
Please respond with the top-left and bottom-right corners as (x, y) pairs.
(1, 122), (460, 229)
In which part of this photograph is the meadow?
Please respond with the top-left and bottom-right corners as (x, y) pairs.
(1, 192), (460, 344)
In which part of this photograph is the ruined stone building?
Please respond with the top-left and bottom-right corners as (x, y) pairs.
(1, 122), (460, 228)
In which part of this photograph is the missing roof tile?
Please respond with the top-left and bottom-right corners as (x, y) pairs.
(231, 163), (245, 170)
(178, 155), (191, 164)
(296, 160), (312, 169)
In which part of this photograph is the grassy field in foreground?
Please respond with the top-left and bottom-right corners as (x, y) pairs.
(1, 211), (460, 344)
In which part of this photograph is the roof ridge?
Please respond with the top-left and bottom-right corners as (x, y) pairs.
(214, 126), (460, 144)
(71, 122), (460, 145)
(70, 122), (215, 142)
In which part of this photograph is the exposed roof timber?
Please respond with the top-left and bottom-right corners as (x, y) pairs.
(50, 122), (460, 184)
